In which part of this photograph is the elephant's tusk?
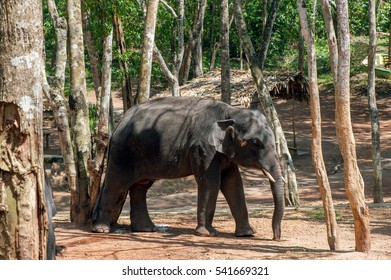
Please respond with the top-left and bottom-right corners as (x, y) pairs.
(262, 169), (276, 183)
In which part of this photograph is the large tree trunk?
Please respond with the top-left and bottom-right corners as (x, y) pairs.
(0, 0), (47, 259)
(220, 0), (231, 104)
(297, 0), (339, 251)
(45, 0), (77, 198)
(335, 0), (371, 253)
(368, 0), (383, 203)
(67, 0), (92, 224)
(233, 0), (299, 206)
(137, 0), (160, 103)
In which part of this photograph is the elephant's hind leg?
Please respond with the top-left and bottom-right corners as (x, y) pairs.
(129, 180), (156, 232)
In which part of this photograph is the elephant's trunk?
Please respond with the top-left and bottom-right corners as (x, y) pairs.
(269, 163), (285, 241)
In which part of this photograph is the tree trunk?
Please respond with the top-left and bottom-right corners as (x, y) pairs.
(192, 33), (204, 78)
(153, 45), (180, 96)
(137, 0), (160, 103)
(179, 0), (207, 85)
(233, 0), (299, 206)
(67, 0), (92, 224)
(368, 0), (383, 203)
(221, 0), (231, 104)
(45, 0), (77, 199)
(88, 29), (113, 207)
(320, 0), (338, 84)
(335, 0), (371, 253)
(0, 0), (47, 259)
(261, 0), (268, 35)
(297, 0), (340, 251)
(82, 7), (102, 108)
(259, 0), (281, 70)
(113, 13), (133, 111)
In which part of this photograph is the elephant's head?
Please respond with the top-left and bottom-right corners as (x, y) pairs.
(209, 110), (284, 240)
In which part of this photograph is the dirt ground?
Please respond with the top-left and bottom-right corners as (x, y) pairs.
(47, 70), (391, 260)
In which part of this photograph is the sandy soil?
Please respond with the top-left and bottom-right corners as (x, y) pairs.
(46, 70), (391, 260)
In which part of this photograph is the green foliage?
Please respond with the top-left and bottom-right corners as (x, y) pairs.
(42, 0), (391, 94)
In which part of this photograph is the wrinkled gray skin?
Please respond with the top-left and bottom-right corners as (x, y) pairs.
(92, 97), (284, 240)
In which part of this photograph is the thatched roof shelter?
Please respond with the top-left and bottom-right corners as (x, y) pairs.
(156, 69), (310, 108)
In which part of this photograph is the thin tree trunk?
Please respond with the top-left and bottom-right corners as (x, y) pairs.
(113, 14), (133, 111)
(45, 0), (77, 199)
(261, 0), (268, 35)
(153, 45), (180, 96)
(138, 0), (160, 103)
(297, 0), (339, 251)
(82, 6), (101, 105)
(335, 0), (371, 253)
(89, 29), (113, 207)
(210, 42), (221, 70)
(368, 0), (383, 203)
(67, 0), (92, 224)
(233, 0), (299, 206)
(0, 0), (47, 259)
(221, 0), (231, 104)
(179, 0), (207, 85)
(259, 0), (281, 70)
(320, 0), (338, 84)
(192, 32), (204, 78)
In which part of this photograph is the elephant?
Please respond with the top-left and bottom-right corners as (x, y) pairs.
(92, 97), (284, 240)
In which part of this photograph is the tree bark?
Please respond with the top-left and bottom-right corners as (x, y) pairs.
(82, 7), (102, 107)
(67, 0), (92, 224)
(320, 0), (338, 84)
(297, 0), (340, 251)
(113, 13), (134, 111)
(335, 0), (371, 253)
(45, 0), (77, 199)
(138, 0), (160, 103)
(233, 0), (299, 206)
(179, 0), (207, 85)
(221, 0), (231, 104)
(368, 0), (383, 203)
(0, 0), (47, 259)
(259, 0), (281, 70)
(88, 29), (113, 207)
(153, 45), (180, 96)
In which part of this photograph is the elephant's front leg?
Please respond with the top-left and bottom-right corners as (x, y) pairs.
(192, 157), (221, 237)
(195, 179), (220, 237)
(220, 165), (256, 237)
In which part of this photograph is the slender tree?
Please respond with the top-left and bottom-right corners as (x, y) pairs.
(44, 0), (77, 200)
(221, 0), (231, 104)
(179, 0), (207, 85)
(368, 0), (383, 203)
(334, 0), (371, 253)
(297, 0), (339, 251)
(0, 0), (47, 259)
(67, 0), (92, 224)
(138, 0), (160, 103)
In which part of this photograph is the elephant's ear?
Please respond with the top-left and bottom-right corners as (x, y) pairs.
(208, 119), (236, 158)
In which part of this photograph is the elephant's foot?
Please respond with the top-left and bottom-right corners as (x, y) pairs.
(235, 225), (256, 237)
(195, 225), (217, 237)
(92, 222), (111, 233)
(131, 219), (157, 232)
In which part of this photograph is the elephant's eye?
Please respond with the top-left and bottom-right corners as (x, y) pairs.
(252, 138), (264, 149)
